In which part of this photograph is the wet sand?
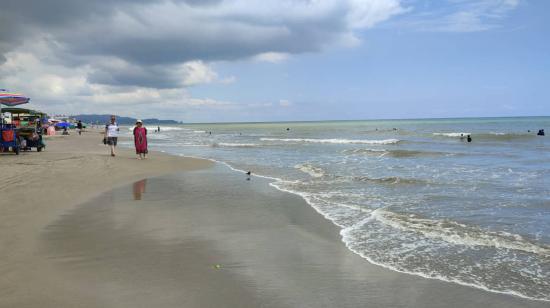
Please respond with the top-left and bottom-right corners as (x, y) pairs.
(1, 131), (548, 307)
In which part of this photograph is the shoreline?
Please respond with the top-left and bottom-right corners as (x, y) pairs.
(1, 130), (548, 307)
(148, 149), (549, 303)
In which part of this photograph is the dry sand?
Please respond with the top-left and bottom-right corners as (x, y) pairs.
(1, 130), (548, 307)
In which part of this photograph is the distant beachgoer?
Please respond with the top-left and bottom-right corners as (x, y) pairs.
(157, 125), (160, 132)
(467, 135), (472, 142)
(105, 115), (119, 157)
(133, 119), (148, 159)
(460, 133), (465, 141)
(286, 128), (290, 131)
(77, 120), (83, 135)
(538, 129), (545, 136)
(209, 131), (212, 135)
(62, 127), (69, 135)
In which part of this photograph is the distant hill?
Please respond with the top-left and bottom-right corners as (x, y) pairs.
(71, 114), (181, 125)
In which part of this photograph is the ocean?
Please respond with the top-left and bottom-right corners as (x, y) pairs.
(120, 117), (549, 301)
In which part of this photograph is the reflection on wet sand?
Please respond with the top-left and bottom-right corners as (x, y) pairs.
(38, 167), (546, 308)
(133, 179), (147, 200)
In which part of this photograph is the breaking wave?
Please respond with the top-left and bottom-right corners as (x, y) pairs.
(434, 132), (537, 141)
(295, 163), (327, 178)
(371, 210), (550, 255)
(344, 148), (454, 158)
(351, 176), (429, 185)
(211, 142), (259, 148)
(260, 138), (400, 145)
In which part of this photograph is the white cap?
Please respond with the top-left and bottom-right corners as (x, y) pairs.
(136, 119), (143, 123)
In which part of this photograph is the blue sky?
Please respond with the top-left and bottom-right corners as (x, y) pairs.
(1, 0), (549, 122)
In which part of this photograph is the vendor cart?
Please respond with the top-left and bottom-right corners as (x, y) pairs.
(1, 90), (30, 155)
(2, 108), (46, 152)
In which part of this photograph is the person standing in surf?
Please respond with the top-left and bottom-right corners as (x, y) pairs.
(133, 119), (148, 159)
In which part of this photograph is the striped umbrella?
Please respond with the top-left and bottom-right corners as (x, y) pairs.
(0, 90), (30, 106)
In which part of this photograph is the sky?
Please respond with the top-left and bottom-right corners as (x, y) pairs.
(1, 0), (549, 122)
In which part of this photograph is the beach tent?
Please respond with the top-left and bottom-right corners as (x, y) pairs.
(1, 107), (47, 118)
(1, 107), (47, 127)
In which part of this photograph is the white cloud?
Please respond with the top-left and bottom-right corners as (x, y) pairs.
(180, 61), (218, 86)
(0, 0), (410, 120)
(347, 0), (409, 28)
(392, 0), (521, 32)
(253, 52), (290, 63)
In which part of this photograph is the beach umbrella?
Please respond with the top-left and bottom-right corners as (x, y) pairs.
(0, 90), (30, 106)
(55, 122), (70, 128)
(0, 90), (30, 125)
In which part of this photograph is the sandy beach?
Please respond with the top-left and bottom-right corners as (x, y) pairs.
(0, 130), (548, 307)
(0, 131), (212, 306)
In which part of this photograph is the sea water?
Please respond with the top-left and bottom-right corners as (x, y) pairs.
(121, 117), (549, 301)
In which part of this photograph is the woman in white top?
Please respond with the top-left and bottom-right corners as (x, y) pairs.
(105, 115), (119, 157)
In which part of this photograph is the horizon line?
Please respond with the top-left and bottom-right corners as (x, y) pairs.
(177, 115), (549, 125)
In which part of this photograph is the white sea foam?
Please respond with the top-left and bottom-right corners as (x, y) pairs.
(340, 222), (548, 302)
(370, 209), (550, 255)
(147, 134), (171, 140)
(261, 138), (400, 145)
(154, 126), (186, 131)
(295, 163), (326, 178)
(127, 126), (185, 132)
(267, 179), (550, 301)
(433, 132), (471, 137)
(214, 142), (259, 148)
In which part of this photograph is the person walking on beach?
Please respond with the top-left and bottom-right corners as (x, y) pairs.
(133, 119), (148, 159)
(105, 115), (119, 157)
(77, 120), (83, 135)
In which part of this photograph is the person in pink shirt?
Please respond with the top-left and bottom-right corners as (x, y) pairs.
(133, 119), (148, 159)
